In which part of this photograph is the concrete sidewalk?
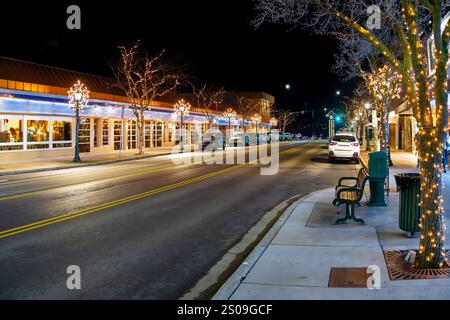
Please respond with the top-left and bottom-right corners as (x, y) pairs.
(214, 151), (450, 300)
(0, 147), (175, 176)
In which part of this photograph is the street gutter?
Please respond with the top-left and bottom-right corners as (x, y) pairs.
(180, 193), (308, 300)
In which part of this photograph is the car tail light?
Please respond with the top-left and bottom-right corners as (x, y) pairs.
(329, 141), (337, 146)
(351, 143), (359, 147)
(329, 151), (335, 157)
(353, 152), (359, 158)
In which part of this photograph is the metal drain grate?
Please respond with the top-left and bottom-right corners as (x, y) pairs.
(328, 268), (370, 288)
(384, 250), (450, 281)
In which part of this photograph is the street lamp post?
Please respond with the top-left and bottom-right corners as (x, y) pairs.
(174, 99), (191, 152)
(365, 103), (372, 152)
(358, 112), (363, 145)
(223, 108), (237, 134)
(252, 113), (261, 134)
(270, 117), (278, 131)
(68, 80), (89, 163)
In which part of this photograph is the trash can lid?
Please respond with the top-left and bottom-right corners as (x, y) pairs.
(394, 173), (420, 188)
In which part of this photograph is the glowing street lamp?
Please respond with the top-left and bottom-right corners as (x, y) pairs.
(68, 80), (89, 163)
(251, 113), (262, 134)
(174, 99), (191, 152)
(223, 108), (237, 135)
(270, 117), (278, 130)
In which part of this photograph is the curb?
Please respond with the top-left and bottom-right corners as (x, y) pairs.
(180, 193), (309, 300)
(0, 152), (174, 176)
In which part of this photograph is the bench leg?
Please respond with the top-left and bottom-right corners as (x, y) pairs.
(350, 204), (365, 225)
(334, 203), (352, 224)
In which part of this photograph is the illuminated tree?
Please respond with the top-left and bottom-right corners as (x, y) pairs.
(191, 83), (225, 130)
(253, 0), (450, 269)
(365, 65), (402, 164)
(278, 110), (295, 133)
(236, 96), (258, 133)
(113, 41), (181, 155)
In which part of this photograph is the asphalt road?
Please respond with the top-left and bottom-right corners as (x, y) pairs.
(0, 142), (359, 299)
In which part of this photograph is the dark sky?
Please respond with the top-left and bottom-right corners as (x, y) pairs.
(1, 0), (355, 127)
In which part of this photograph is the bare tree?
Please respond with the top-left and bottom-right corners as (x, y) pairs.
(235, 96), (258, 133)
(191, 83), (225, 130)
(278, 110), (295, 133)
(113, 41), (181, 155)
(253, 0), (450, 270)
(261, 101), (276, 125)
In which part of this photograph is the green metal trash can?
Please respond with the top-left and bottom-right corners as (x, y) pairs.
(394, 173), (420, 236)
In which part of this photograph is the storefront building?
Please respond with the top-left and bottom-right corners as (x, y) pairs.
(0, 57), (272, 161)
(388, 11), (450, 154)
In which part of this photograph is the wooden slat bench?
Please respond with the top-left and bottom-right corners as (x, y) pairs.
(333, 168), (369, 225)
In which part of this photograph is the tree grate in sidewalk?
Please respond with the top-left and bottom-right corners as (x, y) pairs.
(328, 268), (370, 288)
(384, 250), (450, 280)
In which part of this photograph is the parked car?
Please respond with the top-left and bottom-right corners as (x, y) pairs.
(229, 132), (263, 146)
(280, 132), (294, 142)
(328, 132), (360, 163)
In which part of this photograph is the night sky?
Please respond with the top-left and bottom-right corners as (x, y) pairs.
(1, 0), (355, 132)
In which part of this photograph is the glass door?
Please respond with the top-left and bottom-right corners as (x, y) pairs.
(114, 120), (122, 150)
(128, 120), (137, 150)
(144, 121), (152, 148)
(79, 118), (91, 153)
(153, 122), (163, 147)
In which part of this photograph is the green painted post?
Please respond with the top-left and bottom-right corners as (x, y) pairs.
(368, 151), (388, 207)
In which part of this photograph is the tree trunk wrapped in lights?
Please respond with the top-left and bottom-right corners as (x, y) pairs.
(253, 0), (450, 269)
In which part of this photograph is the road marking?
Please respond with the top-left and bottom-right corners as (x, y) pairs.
(0, 143), (313, 239)
(0, 164), (246, 239)
(0, 143), (307, 201)
(0, 164), (182, 201)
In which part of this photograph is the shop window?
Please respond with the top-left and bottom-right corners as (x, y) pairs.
(0, 116), (23, 143)
(53, 120), (72, 141)
(52, 143), (72, 149)
(27, 120), (49, 142)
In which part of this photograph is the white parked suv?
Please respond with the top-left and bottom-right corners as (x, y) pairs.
(328, 132), (360, 163)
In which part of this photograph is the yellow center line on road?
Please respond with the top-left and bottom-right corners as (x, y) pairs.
(0, 164), (246, 239)
(0, 163), (185, 201)
(0, 143), (308, 202)
(0, 142), (313, 239)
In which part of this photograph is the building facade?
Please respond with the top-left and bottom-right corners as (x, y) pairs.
(388, 11), (450, 153)
(0, 57), (273, 161)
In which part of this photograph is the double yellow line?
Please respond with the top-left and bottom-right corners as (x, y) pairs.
(0, 164), (245, 239)
(0, 163), (180, 201)
(0, 143), (309, 239)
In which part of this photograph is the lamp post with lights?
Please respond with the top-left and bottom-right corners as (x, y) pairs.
(252, 113), (262, 134)
(223, 108), (237, 135)
(270, 117), (278, 131)
(68, 80), (89, 163)
(174, 99), (191, 152)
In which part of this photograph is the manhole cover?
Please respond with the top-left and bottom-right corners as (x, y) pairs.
(328, 267), (370, 288)
(384, 250), (450, 281)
